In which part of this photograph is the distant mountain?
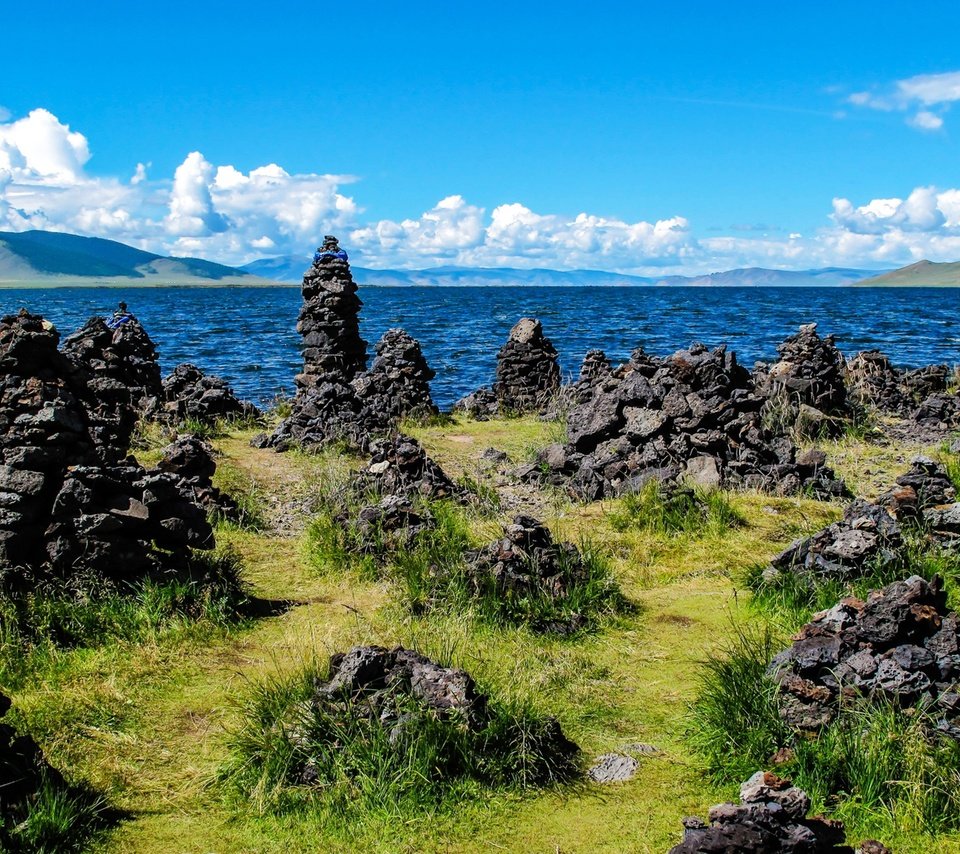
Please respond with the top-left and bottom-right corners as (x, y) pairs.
(242, 255), (883, 287)
(0, 230), (275, 285)
(856, 260), (960, 287)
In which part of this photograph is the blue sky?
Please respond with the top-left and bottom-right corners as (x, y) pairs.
(3, 1), (960, 273)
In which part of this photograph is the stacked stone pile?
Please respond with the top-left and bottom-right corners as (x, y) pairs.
(531, 341), (849, 501)
(464, 515), (596, 631)
(878, 457), (956, 521)
(758, 323), (851, 435)
(351, 329), (438, 424)
(847, 350), (954, 426)
(846, 350), (914, 415)
(762, 500), (903, 588)
(0, 310), (215, 590)
(44, 462), (214, 583)
(265, 238), (437, 449)
(1, 311), (95, 568)
(669, 771), (858, 853)
(493, 318), (561, 413)
(59, 316), (159, 458)
(154, 363), (253, 425)
(294, 645), (577, 785)
(157, 435), (237, 518)
(453, 387), (500, 420)
(769, 575), (960, 737)
(349, 435), (461, 502)
(543, 349), (613, 420)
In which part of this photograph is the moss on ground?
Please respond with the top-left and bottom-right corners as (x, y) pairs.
(2, 417), (958, 853)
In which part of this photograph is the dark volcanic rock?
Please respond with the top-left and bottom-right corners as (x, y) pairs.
(155, 363), (254, 425)
(540, 340), (848, 501)
(763, 499), (903, 587)
(157, 435), (238, 519)
(493, 318), (561, 413)
(350, 435), (462, 502)
(0, 310), (217, 590)
(464, 515), (597, 632)
(669, 771), (853, 853)
(769, 575), (960, 737)
(453, 387), (500, 420)
(351, 328), (438, 423)
(759, 323), (850, 436)
(266, 238), (437, 449)
(0, 310), (94, 568)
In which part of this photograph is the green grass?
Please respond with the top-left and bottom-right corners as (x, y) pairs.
(687, 622), (960, 846)
(0, 547), (249, 688)
(745, 530), (960, 628)
(608, 479), (744, 537)
(219, 652), (580, 829)
(0, 771), (111, 854)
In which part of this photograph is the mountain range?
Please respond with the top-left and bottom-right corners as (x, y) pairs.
(2, 229), (954, 288)
(0, 230), (271, 285)
(240, 254), (884, 288)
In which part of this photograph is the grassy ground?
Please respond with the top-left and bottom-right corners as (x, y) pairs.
(4, 415), (959, 853)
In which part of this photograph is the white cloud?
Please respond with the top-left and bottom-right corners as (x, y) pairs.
(907, 110), (944, 131)
(848, 70), (960, 130)
(3, 106), (960, 275)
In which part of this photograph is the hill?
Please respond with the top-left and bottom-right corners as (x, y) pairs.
(242, 256), (882, 287)
(856, 260), (960, 287)
(0, 231), (276, 286)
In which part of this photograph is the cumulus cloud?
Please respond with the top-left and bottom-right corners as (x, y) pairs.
(848, 70), (960, 131)
(4, 106), (960, 275)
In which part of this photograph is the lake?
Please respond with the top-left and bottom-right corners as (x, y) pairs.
(3, 286), (957, 408)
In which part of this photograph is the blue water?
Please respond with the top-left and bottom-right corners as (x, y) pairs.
(3, 286), (958, 409)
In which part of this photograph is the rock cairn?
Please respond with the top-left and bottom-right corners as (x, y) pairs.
(770, 575), (960, 737)
(154, 363), (252, 425)
(669, 771), (857, 853)
(762, 500), (903, 588)
(350, 435), (461, 502)
(464, 515), (597, 632)
(294, 645), (578, 785)
(59, 316), (156, 459)
(351, 328), (438, 424)
(847, 350), (954, 425)
(493, 318), (561, 413)
(543, 349), (613, 420)
(0, 311), (93, 568)
(878, 456), (957, 522)
(264, 237), (437, 449)
(0, 310), (214, 590)
(533, 341), (849, 501)
(453, 387), (500, 420)
(156, 435), (237, 519)
(759, 323), (850, 436)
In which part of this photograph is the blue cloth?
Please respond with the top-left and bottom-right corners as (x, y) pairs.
(106, 314), (133, 329)
(314, 249), (349, 263)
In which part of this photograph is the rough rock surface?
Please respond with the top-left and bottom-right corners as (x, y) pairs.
(769, 575), (960, 737)
(845, 350), (950, 418)
(0, 310), (215, 589)
(60, 314), (162, 459)
(0, 311), (94, 567)
(493, 318), (561, 413)
(763, 500), (903, 587)
(337, 494), (435, 554)
(587, 753), (638, 783)
(453, 387), (500, 420)
(758, 323), (850, 436)
(669, 771), (854, 853)
(157, 435), (237, 518)
(264, 238), (437, 449)
(464, 515), (596, 632)
(350, 328), (438, 424)
(349, 435), (461, 502)
(534, 341), (849, 501)
(155, 362), (253, 425)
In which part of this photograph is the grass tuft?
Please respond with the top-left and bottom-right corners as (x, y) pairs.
(608, 479), (743, 537)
